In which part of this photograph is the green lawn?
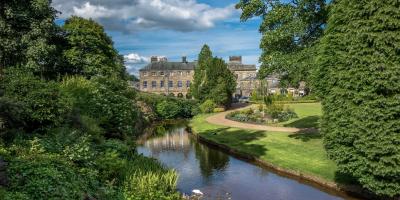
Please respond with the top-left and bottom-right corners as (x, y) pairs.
(276, 103), (322, 128)
(190, 113), (341, 182)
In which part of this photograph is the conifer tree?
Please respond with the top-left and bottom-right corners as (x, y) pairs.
(317, 0), (400, 197)
(191, 44), (212, 101)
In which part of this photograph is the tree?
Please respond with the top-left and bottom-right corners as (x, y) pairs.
(316, 0), (400, 197)
(191, 44), (213, 101)
(0, 0), (62, 77)
(236, 0), (328, 88)
(62, 16), (127, 79)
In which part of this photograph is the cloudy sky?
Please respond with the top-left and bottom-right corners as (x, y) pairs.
(52, 0), (262, 75)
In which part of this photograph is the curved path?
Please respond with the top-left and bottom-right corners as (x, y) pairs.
(206, 104), (301, 133)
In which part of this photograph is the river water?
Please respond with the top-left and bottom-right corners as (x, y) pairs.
(137, 122), (359, 200)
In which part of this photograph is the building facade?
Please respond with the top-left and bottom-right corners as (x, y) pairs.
(139, 55), (258, 97)
(139, 56), (195, 97)
(227, 56), (257, 97)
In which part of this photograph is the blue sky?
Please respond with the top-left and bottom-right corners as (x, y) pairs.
(52, 0), (262, 75)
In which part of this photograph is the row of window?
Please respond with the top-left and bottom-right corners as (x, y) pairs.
(142, 80), (191, 88)
(143, 71), (191, 77)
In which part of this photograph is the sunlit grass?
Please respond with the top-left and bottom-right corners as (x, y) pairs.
(190, 114), (339, 182)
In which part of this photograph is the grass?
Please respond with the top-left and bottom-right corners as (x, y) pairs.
(189, 113), (341, 182)
(277, 103), (322, 128)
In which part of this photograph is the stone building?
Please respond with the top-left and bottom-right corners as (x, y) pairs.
(139, 56), (195, 97)
(139, 55), (258, 97)
(227, 56), (257, 97)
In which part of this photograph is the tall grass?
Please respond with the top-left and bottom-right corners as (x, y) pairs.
(123, 155), (181, 200)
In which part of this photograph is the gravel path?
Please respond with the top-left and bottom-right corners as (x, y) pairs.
(206, 104), (301, 133)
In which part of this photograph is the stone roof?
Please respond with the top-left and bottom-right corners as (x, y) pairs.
(139, 61), (196, 71)
(228, 63), (257, 71)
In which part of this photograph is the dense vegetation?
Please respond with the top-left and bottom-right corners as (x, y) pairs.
(0, 1), (181, 199)
(236, 0), (328, 88)
(190, 45), (236, 107)
(238, 0), (400, 198)
(315, 0), (400, 197)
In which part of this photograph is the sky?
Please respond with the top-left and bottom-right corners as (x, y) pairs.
(52, 0), (262, 75)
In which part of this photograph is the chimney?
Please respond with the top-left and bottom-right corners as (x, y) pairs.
(150, 56), (158, 63)
(229, 56), (242, 64)
(182, 56), (187, 63)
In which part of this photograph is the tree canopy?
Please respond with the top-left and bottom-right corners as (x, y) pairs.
(190, 45), (236, 107)
(316, 0), (400, 197)
(236, 0), (328, 88)
(62, 16), (127, 79)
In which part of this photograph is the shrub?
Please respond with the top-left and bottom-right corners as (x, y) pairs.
(2, 69), (71, 130)
(199, 99), (216, 113)
(156, 100), (180, 119)
(123, 156), (180, 200)
(265, 104), (298, 122)
(226, 109), (265, 124)
(213, 107), (225, 113)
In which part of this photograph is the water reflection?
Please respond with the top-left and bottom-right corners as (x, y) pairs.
(137, 123), (356, 200)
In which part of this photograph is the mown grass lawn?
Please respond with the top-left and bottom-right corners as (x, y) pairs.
(189, 113), (341, 183)
(276, 102), (322, 128)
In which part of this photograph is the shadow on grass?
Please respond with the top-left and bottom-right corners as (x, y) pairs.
(289, 131), (322, 142)
(284, 116), (320, 128)
(198, 127), (268, 158)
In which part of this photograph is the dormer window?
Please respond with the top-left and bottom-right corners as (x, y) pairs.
(151, 72), (156, 76)
(160, 71), (164, 76)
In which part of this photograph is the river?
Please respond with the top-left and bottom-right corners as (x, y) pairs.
(137, 122), (359, 200)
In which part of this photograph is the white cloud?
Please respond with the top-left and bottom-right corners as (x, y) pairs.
(53, 0), (236, 32)
(123, 53), (149, 75)
(124, 53), (149, 64)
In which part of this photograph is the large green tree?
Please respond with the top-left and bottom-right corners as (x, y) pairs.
(316, 0), (400, 197)
(62, 16), (127, 79)
(191, 44), (213, 101)
(0, 0), (62, 77)
(236, 0), (328, 88)
(191, 45), (236, 106)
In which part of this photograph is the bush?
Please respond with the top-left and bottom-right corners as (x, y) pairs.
(265, 104), (298, 122)
(213, 107), (225, 113)
(123, 156), (180, 200)
(199, 99), (216, 113)
(2, 69), (71, 130)
(226, 109), (265, 124)
(156, 100), (180, 119)
(61, 76), (141, 138)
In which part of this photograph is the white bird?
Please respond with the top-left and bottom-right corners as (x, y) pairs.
(192, 189), (203, 196)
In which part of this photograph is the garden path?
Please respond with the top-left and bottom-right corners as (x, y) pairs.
(206, 104), (301, 133)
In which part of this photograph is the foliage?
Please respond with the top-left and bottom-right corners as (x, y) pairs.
(1, 69), (71, 130)
(0, 0), (61, 77)
(265, 104), (298, 122)
(236, 0), (328, 88)
(137, 92), (199, 120)
(156, 100), (180, 120)
(62, 16), (127, 79)
(61, 76), (140, 138)
(213, 107), (225, 113)
(316, 0), (400, 197)
(191, 45), (236, 106)
(226, 108), (265, 124)
(123, 156), (180, 200)
(199, 99), (217, 113)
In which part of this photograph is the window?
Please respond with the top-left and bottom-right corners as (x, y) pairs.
(186, 71), (190, 76)
(178, 81), (182, 88)
(152, 81), (156, 88)
(143, 72), (148, 76)
(151, 72), (156, 76)
(168, 81), (173, 87)
(160, 80), (164, 87)
(178, 71), (183, 76)
(170, 72), (174, 76)
(186, 80), (190, 87)
(143, 81), (147, 88)
(160, 71), (164, 76)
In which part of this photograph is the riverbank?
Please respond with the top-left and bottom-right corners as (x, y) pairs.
(189, 114), (374, 200)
